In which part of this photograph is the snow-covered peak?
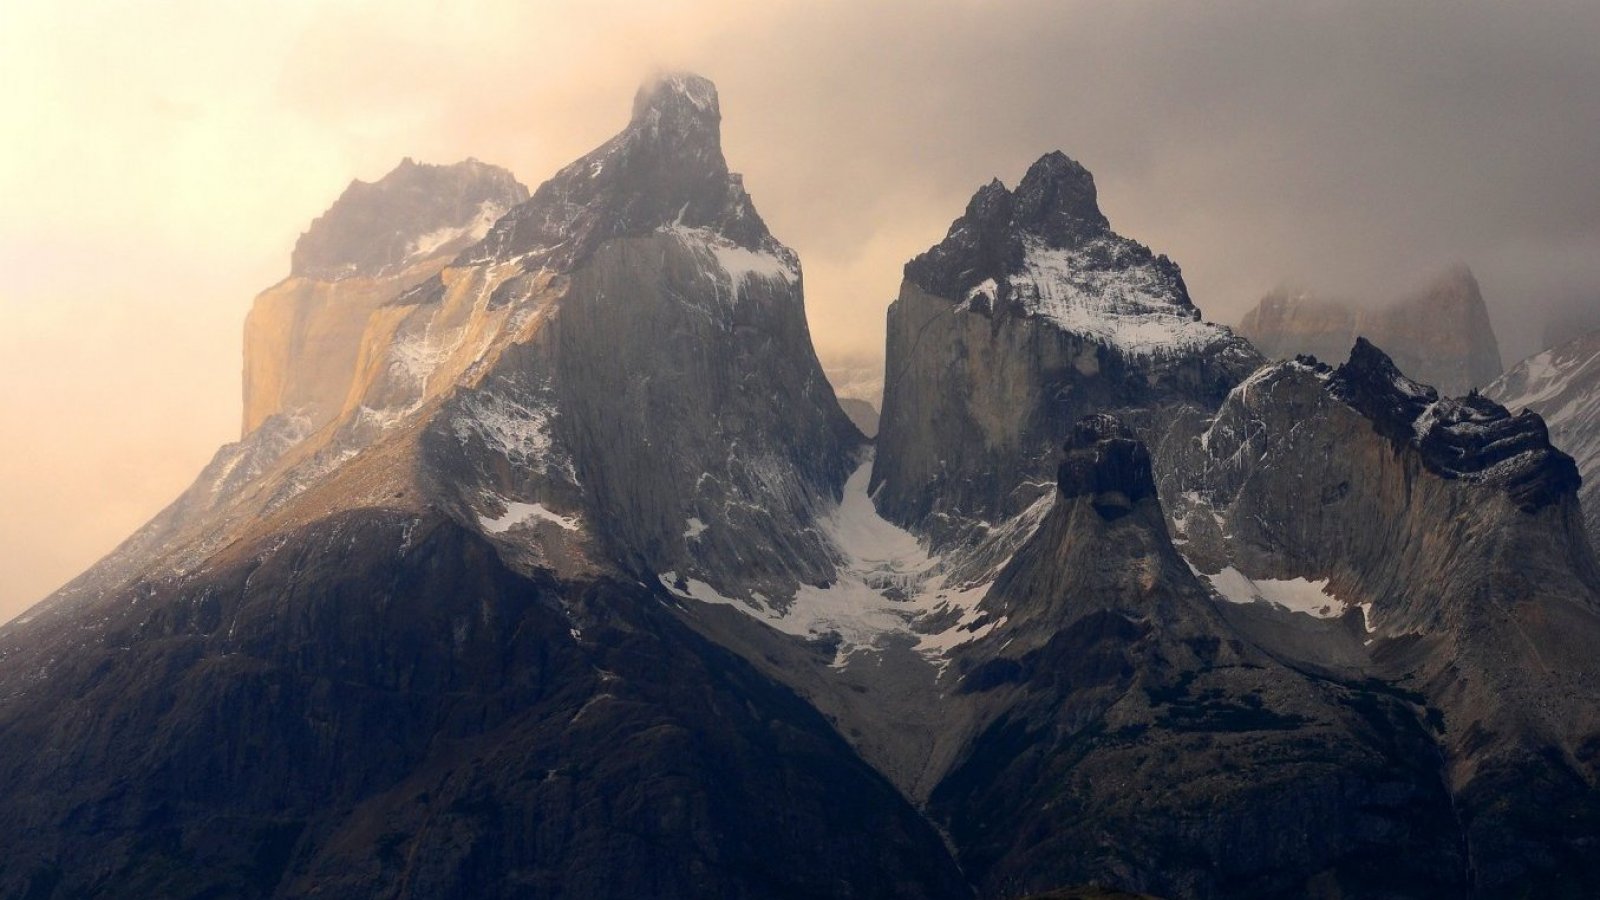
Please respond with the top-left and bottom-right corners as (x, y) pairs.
(905, 151), (1243, 357)
(957, 234), (1233, 356)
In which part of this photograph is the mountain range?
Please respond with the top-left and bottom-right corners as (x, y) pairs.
(3, 74), (1598, 900)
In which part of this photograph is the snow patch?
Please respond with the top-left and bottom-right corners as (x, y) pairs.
(971, 235), (1232, 357)
(452, 389), (576, 482)
(662, 454), (1034, 669)
(659, 225), (798, 297)
(406, 200), (510, 262)
(682, 517), (708, 540)
(479, 499), (581, 534)
(1198, 565), (1350, 619)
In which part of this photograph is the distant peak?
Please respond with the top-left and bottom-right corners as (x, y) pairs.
(1416, 263), (1484, 305)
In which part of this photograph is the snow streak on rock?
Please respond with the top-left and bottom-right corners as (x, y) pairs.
(664, 454), (1040, 668)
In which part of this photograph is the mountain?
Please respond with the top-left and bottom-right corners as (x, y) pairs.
(853, 150), (1600, 895)
(0, 74), (965, 900)
(6, 74), (1600, 900)
(1236, 265), (1504, 396)
(873, 151), (1261, 550)
(1486, 330), (1600, 546)
(821, 351), (885, 437)
(1160, 339), (1600, 894)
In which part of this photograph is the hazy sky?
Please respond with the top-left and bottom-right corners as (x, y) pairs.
(3, 0), (1599, 621)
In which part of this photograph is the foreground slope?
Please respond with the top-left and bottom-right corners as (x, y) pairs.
(0, 512), (965, 898)
(930, 415), (1472, 898)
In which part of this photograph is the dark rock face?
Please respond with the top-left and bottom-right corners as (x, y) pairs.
(1330, 338), (1580, 512)
(874, 153), (1261, 548)
(1487, 330), (1600, 544)
(927, 418), (1472, 899)
(412, 73), (860, 602)
(1159, 346), (1600, 897)
(904, 153), (1183, 322)
(1237, 265), (1504, 396)
(0, 513), (967, 899)
(1056, 414), (1157, 518)
(291, 158), (528, 280)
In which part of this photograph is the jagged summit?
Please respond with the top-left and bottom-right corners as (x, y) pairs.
(873, 152), (1259, 544)
(290, 157), (527, 281)
(1331, 337), (1579, 511)
(463, 72), (779, 272)
(1010, 151), (1111, 239)
(903, 150), (1200, 344)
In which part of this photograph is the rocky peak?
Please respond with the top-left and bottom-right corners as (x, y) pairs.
(1056, 414), (1157, 519)
(1331, 338), (1578, 511)
(463, 72), (778, 272)
(902, 151), (1195, 327)
(629, 72), (722, 145)
(1487, 331), (1600, 545)
(290, 158), (527, 281)
(1011, 151), (1111, 241)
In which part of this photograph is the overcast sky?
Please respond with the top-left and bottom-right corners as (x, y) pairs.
(2, 0), (1598, 621)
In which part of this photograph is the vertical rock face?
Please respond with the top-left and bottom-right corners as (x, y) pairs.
(1487, 330), (1600, 545)
(1236, 265), (1504, 396)
(395, 72), (862, 601)
(242, 158), (528, 435)
(873, 152), (1261, 549)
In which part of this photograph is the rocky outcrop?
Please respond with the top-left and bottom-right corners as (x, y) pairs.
(1237, 265), (1504, 396)
(928, 416), (1472, 898)
(872, 152), (1261, 550)
(1160, 341), (1600, 895)
(243, 158), (528, 435)
(1487, 331), (1600, 546)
